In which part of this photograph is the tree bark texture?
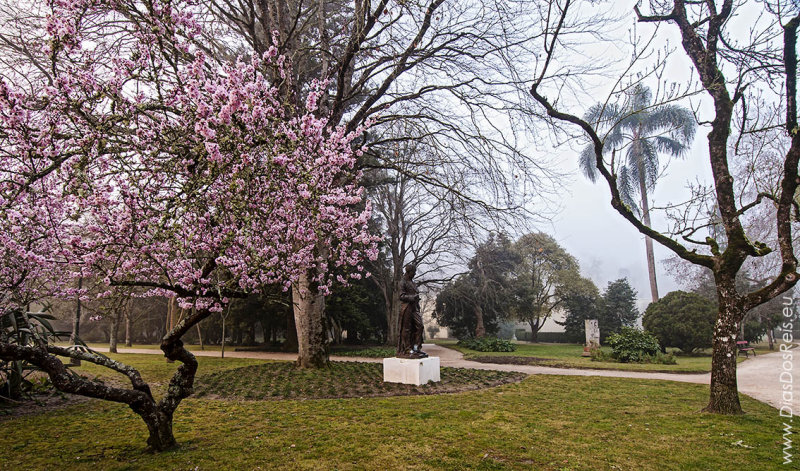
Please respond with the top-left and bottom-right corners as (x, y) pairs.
(703, 286), (744, 414)
(292, 272), (328, 368)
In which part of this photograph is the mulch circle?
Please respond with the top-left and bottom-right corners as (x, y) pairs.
(194, 361), (527, 400)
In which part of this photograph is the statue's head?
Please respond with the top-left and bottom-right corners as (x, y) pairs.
(404, 263), (416, 278)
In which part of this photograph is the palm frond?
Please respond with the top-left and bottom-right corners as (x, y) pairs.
(604, 125), (626, 150)
(584, 103), (623, 126)
(617, 166), (640, 215)
(641, 104), (696, 143)
(640, 139), (660, 190)
(624, 141), (644, 192)
(579, 144), (599, 182)
(629, 84), (653, 111)
(619, 84), (653, 129)
(652, 135), (688, 158)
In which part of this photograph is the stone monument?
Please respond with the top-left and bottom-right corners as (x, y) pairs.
(582, 319), (600, 357)
(383, 263), (441, 385)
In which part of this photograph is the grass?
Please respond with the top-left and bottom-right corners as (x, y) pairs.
(195, 362), (524, 400)
(434, 340), (771, 373)
(0, 352), (788, 470)
(67, 353), (265, 400)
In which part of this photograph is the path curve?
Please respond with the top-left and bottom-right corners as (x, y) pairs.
(93, 343), (797, 410)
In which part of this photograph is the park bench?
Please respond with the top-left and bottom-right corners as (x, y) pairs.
(737, 341), (756, 358)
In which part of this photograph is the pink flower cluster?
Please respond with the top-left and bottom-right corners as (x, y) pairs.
(0, 0), (378, 313)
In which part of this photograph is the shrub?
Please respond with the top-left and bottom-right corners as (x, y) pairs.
(457, 337), (516, 352)
(1, 309), (67, 401)
(642, 291), (715, 353)
(590, 344), (677, 365)
(589, 348), (610, 362)
(651, 351), (677, 365)
(606, 327), (661, 363)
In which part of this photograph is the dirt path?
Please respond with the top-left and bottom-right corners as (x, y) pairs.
(94, 343), (798, 410)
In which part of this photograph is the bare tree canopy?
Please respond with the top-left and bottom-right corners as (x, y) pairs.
(528, 0), (799, 414)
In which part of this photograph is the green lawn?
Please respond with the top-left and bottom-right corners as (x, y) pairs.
(434, 340), (771, 373)
(0, 352), (791, 470)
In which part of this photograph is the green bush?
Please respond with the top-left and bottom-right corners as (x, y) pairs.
(589, 348), (610, 362)
(590, 345), (677, 365)
(651, 351), (677, 365)
(642, 290), (715, 353)
(606, 327), (661, 363)
(457, 337), (516, 352)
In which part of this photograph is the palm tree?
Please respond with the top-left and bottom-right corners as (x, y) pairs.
(580, 85), (696, 302)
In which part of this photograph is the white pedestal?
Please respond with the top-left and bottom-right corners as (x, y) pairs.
(383, 357), (440, 385)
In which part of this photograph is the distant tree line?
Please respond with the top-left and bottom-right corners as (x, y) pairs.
(50, 276), (387, 351)
(433, 232), (640, 342)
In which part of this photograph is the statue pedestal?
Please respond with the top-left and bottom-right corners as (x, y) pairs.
(383, 357), (440, 385)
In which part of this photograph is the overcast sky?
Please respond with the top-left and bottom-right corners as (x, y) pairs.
(527, 1), (725, 309)
(544, 141), (713, 309)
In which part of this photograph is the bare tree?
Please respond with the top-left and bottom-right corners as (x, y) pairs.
(367, 131), (478, 345)
(200, 0), (559, 366)
(529, 0), (799, 414)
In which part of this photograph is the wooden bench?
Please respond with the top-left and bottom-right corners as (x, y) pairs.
(737, 341), (756, 358)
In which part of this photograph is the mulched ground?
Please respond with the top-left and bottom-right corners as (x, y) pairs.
(194, 361), (526, 400)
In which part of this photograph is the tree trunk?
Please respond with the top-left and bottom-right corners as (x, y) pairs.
(474, 304), (486, 338)
(142, 410), (177, 451)
(0, 339), (202, 452)
(125, 312), (132, 347)
(637, 157), (659, 303)
(4, 365), (22, 399)
(165, 299), (177, 363)
(385, 280), (401, 346)
(109, 314), (119, 354)
(221, 315), (226, 358)
(766, 321), (775, 350)
(704, 294), (744, 414)
(196, 323), (204, 350)
(283, 312), (298, 352)
(247, 323), (256, 345)
(69, 278), (83, 366)
(292, 272), (328, 368)
(529, 321), (538, 343)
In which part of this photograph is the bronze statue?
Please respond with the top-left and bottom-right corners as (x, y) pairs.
(396, 263), (428, 359)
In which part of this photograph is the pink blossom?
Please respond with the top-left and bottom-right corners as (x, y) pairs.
(0, 0), (378, 314)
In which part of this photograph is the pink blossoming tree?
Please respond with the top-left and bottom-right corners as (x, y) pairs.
(0, 0), (376, 450)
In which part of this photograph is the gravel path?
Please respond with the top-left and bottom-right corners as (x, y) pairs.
(94, 342), (799, 410)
